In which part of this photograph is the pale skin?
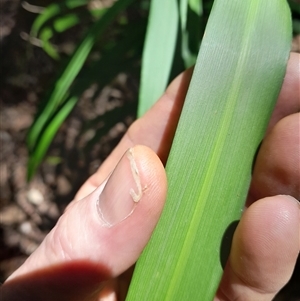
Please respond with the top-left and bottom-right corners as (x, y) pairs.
(1, 53), (299, 301)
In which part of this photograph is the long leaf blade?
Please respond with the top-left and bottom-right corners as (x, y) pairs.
(30, 0), (88, 37)
(27, 21), (145, 179)
(127, 0), (292, 299)
(137, 0), (179, 117)
(27, 96), (78, 181)
(27, 0), (134, 152)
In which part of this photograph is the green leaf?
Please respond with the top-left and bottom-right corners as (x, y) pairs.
(27, 30), (94, 151)
(188, 0), (203, 16)
(126, 0), (292, 300)
(180, 0), (205, 68)
(33, 4), (108, 59)
(27, 0), (135, 179)
(27, 95), (78, 181)
(39, 27), (60, 60)
(53, 13), (80, 32)
(179, 0), (192, 67)
(137, 0), (179, 117)
(31, 0), (88, 37)
(27, 0), (135, 152)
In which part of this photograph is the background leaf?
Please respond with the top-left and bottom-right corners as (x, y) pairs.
(137, 0), (179, 116)
(27, 0), (135, 180)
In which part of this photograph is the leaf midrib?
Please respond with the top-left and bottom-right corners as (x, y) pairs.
(164, 1), (259, 298)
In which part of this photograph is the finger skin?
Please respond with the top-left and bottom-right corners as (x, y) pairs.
(1, 261), (111, 301)
(267, 52), (300, 132)
(74, 68), (193, 200)
(3, 53), (299, 300)
(249, 113), (300, 205)
(75, 53), (299, 201)
(2, 146), (167, 301)
(215, 195), (300, 301)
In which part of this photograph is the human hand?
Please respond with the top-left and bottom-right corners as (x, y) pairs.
(1, 53), (299, 301)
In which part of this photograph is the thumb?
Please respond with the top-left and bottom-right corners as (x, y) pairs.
(2, 145), (167, 301)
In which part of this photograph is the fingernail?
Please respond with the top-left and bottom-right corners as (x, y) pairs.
(96, 148), (143, 227)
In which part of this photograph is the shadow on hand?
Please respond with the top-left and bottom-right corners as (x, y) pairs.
(1, 260), (111, 301)
(220, 220), (239, 270)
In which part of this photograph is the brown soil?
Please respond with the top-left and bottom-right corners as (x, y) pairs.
(0, 0), (137, 281)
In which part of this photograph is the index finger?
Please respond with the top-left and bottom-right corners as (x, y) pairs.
(267, 52), (300, 132)
(75, 53), (300, 201)
(74, 67), (193, 200)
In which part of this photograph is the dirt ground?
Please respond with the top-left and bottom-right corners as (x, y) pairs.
(0, 1), (300, 300)
(0, 0), (138, 281)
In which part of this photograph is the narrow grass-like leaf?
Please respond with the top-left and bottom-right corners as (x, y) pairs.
(26, 19), (145, 180)
(27, 29), (94, 149)
(37, 9), (107, 59)
(137, 0), (179, 117)
(39, 27), (60, 59)
(189, 0), (203, 16)
(126, 0), (292, 300)
(179, 0), (192, 68)
(53, 14), (80, 33)
(30, 0), (88, 37)
(39, 13), (84, 59)
(27, 95), (78, 180)
(180, 0), (204, 68)
(27, 0), (134, 152)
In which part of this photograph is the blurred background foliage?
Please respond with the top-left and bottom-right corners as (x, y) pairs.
(0, 0), (299, 296)
(23, 0), (300, 180)
(25, 0), (149, 179)
(0, 0), (296, 179)
(24, 0), (208, 180)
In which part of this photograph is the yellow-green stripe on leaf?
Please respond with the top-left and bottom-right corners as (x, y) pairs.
(126, 0), (292, 300)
